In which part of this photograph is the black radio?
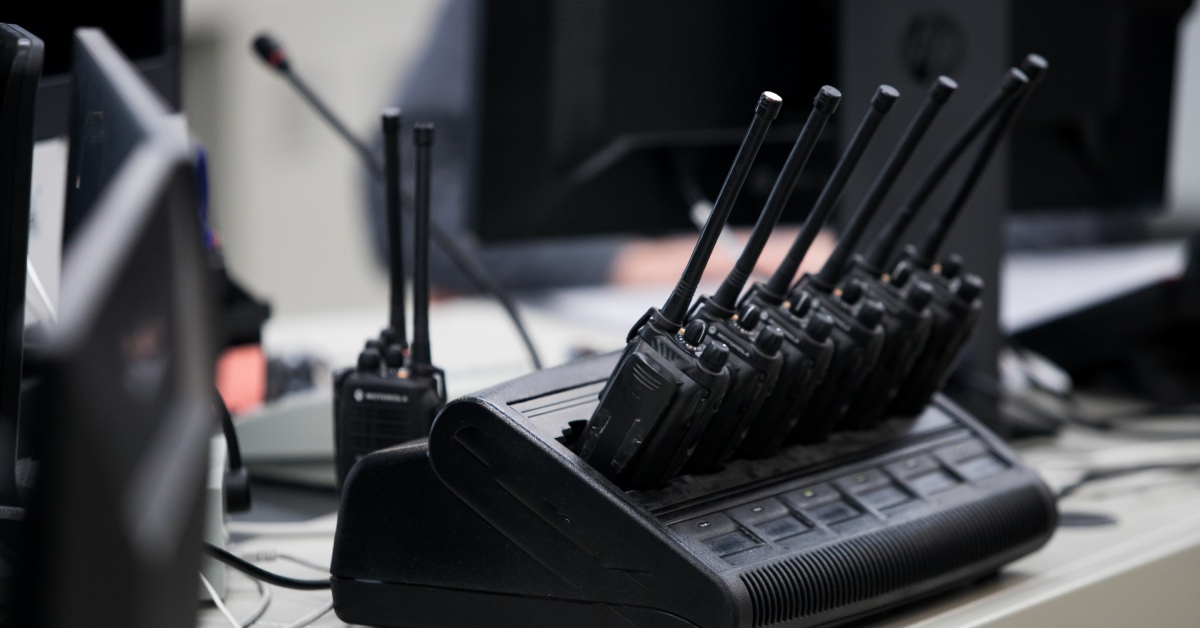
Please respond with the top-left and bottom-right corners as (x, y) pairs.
(577, 92), (780, 490)
(333, 114), (445, 486)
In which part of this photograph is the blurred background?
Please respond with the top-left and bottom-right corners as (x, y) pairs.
(177, 0), (1200, 317)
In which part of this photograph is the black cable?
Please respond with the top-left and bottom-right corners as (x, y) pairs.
(215, 387), (244, 470)
(1057, 463), (1200, 501)
(204, 543), (332, 590)
(215, 388), (252, 513)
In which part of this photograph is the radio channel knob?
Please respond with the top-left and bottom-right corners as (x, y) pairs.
(682, 319), (707, 346)
(700, 342), (730, 372)
(790, 293), (814, 318)
(737, 304), (762, 330)
(754, 326), (783, 355)
(890, 262), (912, 287)
(384, 343), (406, 368)
(840, 280), (865, 305)
(806, 313), (834, 343)
(906, 281), (934, 310)
(953, 274), (983, 302)
(357, 348), (383, 371)
(856, 300), (885, 329)
(364, 338), (383, 352)
(939, 254), (964, 279)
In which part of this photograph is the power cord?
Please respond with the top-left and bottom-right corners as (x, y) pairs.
(215, 387), (252, 513)
(204, 543), (331, 590)
(1056, 462), (1200, 501)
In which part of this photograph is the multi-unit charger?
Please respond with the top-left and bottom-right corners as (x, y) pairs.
(331, 55), (1055, 627)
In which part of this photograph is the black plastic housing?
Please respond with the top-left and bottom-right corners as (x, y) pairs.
(579, 308), (732, 489)
(784, 277), (886, 444)
(888, 247), (983, 417)
(682, 298), (784, 473)
(837, 258), (934, 430)
(331, 351), (1057, 628)
(734, 284), (835, 458)
(332, 361), (445, 487)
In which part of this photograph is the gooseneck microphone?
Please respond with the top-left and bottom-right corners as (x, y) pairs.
(764, 85), (900, 298)
(381, 109), (407, 350)
(815, 76), (957, 285)
(916, 56), (1047, 262)
(253, 34), (381, 176)
(711, 86), (841, 310)
(659, 92), (782, 326)
(250, 32), (542, 369)
(862, 68), (1030, 270)
(411, 124), (435, 373)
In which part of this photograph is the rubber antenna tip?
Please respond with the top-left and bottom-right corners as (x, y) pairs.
(757, 91), (784, 119)
(814, 86), (842, 114)
(930, 76), (958, 104)
(1001, 68), (1030, 94)
(1021, 53), (1049, 81)
(414, 122), (435, 146)
(871, 85), (901, 112)
(382, 107), (401, 130)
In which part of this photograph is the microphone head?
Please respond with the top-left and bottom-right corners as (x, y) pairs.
(414, 122), (435, 146)
(252, 33), (290, 72)
(930, 76), (958, 104)
(1020, 53), (1049, 83)
(1000, 67), (1030, 95)
(814, 86), (842, 115)
(756, 91), (784, 120)
(871, 85), (901, 113)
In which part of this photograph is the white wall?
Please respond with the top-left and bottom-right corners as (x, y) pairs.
(182, 0), (447, 316)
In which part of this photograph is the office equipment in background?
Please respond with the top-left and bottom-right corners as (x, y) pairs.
(0, 24), (42, 517)
(333, 113), (446, 487)
(3, 1), (182, 141)
(11, 28), (214, 628)
(471, 0), (839, 243)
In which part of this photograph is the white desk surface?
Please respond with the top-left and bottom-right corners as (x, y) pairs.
(205, 258), (1200, 627)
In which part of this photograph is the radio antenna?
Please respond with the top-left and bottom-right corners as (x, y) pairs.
(659, 92), (781, 325)
(917, 55), (1047, 262)
(712, 86), (840, 310)
(381, 109), (407, 349)
(815, 76), (957, 284)
(411, 123), (436, 372)
(764, 85), (900, 297)
(862, 67), (1029, 270)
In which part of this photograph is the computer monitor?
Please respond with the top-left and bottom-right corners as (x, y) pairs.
(469, 0), (1191, 246)
(469, 0), (839, 243)
(3, 1), (181, 141)
(11, 28), (214, 628)
(0, 24), (43, 509)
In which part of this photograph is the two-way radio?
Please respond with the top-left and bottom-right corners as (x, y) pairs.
(686, 86), (841, 468)
(576, 92), (781, 490)
(333, 112), (446, 487)
(885, 56), (1048, 418)
(806, 76), (959, 432)
(738, 86), (899, 447)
